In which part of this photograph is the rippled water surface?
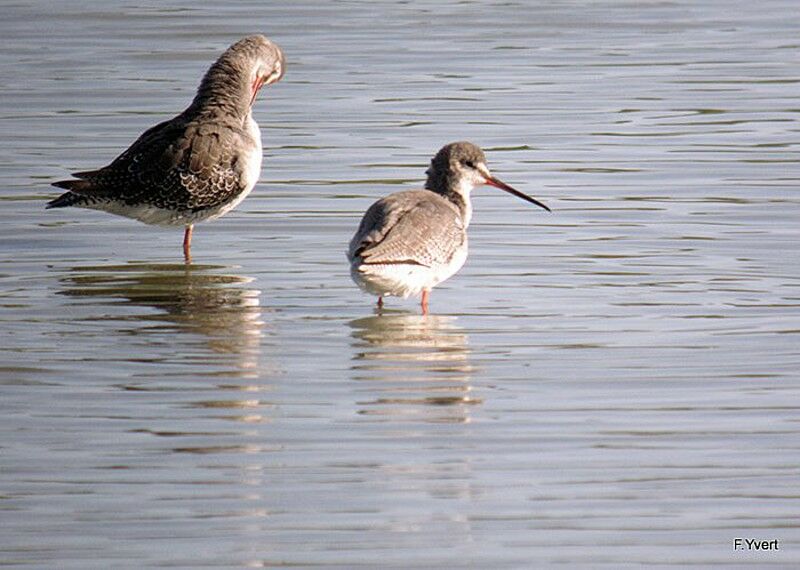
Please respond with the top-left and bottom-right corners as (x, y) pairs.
(2, 1), (799, 567)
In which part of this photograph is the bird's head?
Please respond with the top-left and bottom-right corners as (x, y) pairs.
(239, 35), (285, 106)
(195, 35), (285, 112)
(425, 141), (551, 212)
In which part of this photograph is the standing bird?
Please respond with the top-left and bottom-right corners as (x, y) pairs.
(47, 35), (285, 261)
(348, 141), (550, 314)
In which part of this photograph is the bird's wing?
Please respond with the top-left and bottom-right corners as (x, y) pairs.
(53, 116), (251, 210)
(350, 191), (466, 268)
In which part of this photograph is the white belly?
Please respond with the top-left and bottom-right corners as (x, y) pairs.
(351, 242), (468, 299)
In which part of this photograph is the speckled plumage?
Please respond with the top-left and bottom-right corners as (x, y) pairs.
(348, 141), (550, 313)
(47, 35), (285, 240)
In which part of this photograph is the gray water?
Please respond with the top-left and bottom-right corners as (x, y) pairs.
(1, 1), (799, 568)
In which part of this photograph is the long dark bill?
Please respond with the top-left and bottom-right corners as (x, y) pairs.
(485, 176), (551, 212)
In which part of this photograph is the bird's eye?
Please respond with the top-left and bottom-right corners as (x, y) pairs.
(463, 160), (475, 169)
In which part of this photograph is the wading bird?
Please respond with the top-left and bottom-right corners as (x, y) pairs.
(47, 35), (285, 261)
(348, 141), (550, 314)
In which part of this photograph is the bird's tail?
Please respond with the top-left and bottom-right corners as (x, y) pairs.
(46, 179), (94, 209)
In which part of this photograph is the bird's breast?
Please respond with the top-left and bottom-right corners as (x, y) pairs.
(240, 115), (263, 193)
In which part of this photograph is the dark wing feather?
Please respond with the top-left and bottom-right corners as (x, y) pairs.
(50, 115), (251, 211)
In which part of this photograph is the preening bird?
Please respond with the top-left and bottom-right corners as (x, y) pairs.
(47, 35), (286, 261)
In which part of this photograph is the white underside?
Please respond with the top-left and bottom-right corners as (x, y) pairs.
(351, 245), (468, 299)
(82, 114), (262, 228)
(80, 199), (247, 227)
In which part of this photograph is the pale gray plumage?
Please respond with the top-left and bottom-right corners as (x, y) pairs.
(47, 35), (285, 256)
(350, 190), (466, 268)
(348, 141), (550, 313)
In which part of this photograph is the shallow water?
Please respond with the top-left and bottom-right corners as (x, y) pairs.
(1, 1), (799, 567)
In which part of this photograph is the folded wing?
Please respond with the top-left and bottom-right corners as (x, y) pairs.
(349, 190), (466, 269)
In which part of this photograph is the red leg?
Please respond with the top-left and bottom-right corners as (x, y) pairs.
(183, 225), (193, 262)
(421, 290), (429, 315)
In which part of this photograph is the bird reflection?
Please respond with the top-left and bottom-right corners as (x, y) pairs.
(57, 262), (265, 374)
(349, 313), (477, 423)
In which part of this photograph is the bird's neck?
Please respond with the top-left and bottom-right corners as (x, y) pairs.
(424, 174), (473, 227)
(189, 60), (252, 121)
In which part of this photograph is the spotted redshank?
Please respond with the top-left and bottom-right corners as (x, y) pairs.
(47, 35), (285, 261)
(348, 141), (550, 314)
